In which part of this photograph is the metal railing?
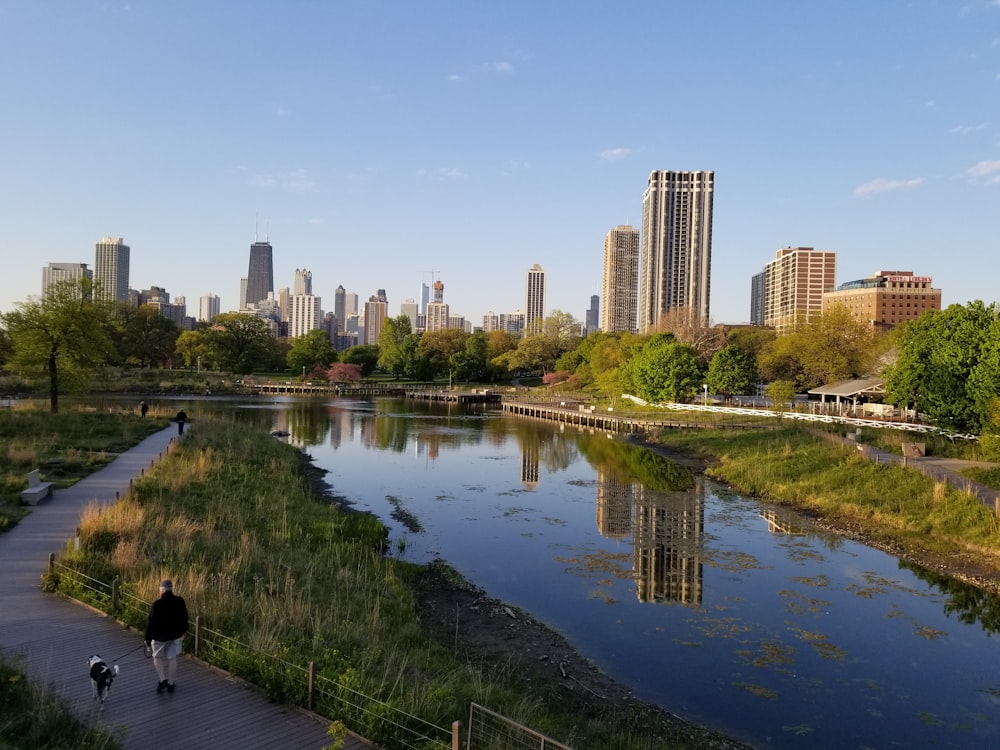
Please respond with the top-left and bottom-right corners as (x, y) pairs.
(465, 703), (572, 750)
(46, 557), (454, 750)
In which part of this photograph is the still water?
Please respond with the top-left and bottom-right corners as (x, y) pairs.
(149, 395), (1000, 749)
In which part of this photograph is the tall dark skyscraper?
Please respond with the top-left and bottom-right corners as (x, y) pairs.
(246, 241), (274, 308)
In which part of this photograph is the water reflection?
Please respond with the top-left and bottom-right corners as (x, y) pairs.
(83, 396), (1000, 749)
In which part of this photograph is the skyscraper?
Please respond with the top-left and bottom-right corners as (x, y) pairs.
(246, 241), (274, 309)
(289, 293), (322, 338)
(294, 268), (312, 295)
(42, 262), (92, 297)
(759, 247), (837, 333)
(585, 294), (600, 335)
(334, 285), (346, 333)
(363, 290), (388, 345)
(639, 170), (714, 332)
(525, 264), (545, 333)
(94, 236), (130, 302)
(426, 280), (449, 332)
(602, 225), (640, 333)
(199, 294), (220, 322)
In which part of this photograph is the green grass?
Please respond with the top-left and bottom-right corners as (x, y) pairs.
(650, 426), (1000, 566)
(0, 652), (122, 749)
(53, 416), (722, 750)
(0, 407), (168, 532)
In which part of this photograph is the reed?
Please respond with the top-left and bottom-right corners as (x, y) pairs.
(651, 427), (1000, 567)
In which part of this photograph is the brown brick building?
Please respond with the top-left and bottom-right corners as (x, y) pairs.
(822, 270), (941, 332)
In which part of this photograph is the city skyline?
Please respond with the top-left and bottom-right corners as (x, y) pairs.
(1, 3), (998, 323)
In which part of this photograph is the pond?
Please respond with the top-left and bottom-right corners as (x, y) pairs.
(119, 394), (1000, 749)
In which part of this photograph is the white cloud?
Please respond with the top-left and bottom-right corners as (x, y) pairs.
(924, 99), (937, 108)
(484, 61), (515, 74)
(276, 106), (289, 118)
(853, 177), (925, 198)
(416, 167), (463, 179)
(599, 147), (633, 162)
(966, 159), (1000, 183)
(250, 169), (316, 192)
(950, 122), (990, 135)
(447, 74), (463, 82)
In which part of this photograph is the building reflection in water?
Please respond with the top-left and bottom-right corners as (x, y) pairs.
(759, 509), (808, 535)
(596, 469), (705, 606)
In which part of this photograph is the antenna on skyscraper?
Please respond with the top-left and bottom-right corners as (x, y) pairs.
(255, 211), (259, 242)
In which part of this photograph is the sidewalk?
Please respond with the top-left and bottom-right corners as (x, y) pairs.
(0, 426), (371, 750)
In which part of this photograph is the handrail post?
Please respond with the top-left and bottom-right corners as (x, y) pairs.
(307, 660), (315, 710)
(111, 578), (119, 612)
(452, 720), (464, 750)
(48, 552), (55, 571)
(195, 615), (201, 657)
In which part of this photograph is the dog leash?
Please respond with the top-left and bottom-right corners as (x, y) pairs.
(111, 642), (151, 662)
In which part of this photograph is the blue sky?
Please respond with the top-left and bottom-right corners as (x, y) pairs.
(1, 1), (998, 327)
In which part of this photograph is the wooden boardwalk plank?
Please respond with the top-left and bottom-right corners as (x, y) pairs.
(0, 426), (375, 750)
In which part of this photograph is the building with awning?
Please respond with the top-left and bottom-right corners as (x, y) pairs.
(807, 376), (885, 408)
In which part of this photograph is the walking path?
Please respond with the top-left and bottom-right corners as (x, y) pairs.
(0, 426), (373, 750)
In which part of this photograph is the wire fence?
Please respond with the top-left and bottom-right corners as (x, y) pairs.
(46, 557), (455, 750)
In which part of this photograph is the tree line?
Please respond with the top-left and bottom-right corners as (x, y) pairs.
(2, 279), (998, 440)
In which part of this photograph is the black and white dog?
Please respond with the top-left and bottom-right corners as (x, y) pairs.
(88, 655), (119, 704)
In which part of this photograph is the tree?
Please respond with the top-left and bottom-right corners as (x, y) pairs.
(1, 278), (113, 412)
(417, 329), (468, 379)
(624, 334), (705, 403)
(287, 329), (337, 376)
(175, 328), (219, 371)
(450, 332), (490, 382)
(652, 307), (726, 360)
(205, 313), (278, 374)
(376, 315), (412, 378)
(884, 301), (998, 433)
(707, 345), (759, 397)
(0, 326), (12, 367)
(758, 307), (877, 390)
(325, 362), (363, 383)
(341, 344), (380, 376)
(765, 380), (796, 415)
(118, 305), (181, 368)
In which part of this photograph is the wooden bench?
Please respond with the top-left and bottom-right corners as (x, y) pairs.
(22, 469), (54, 505)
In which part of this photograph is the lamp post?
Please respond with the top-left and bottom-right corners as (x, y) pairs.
(703, 383), (709, 405)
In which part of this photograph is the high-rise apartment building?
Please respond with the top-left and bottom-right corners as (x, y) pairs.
(758, 247), (837, 333)
(199, 294), (220, 322)
(823, 270), (941, 333)
(289, 293), (322, 338)
(602, 225), (640, 333)
(525, 264), (546, 333)
(400, 299), (419, 333)
(363, 290), (388, 345)
(425, 280), (450, 332)
(639, 171), (714, 331)
(94, 236), (130, 302)
(42, 262), (92, 297)
(246, 241), (274, 308)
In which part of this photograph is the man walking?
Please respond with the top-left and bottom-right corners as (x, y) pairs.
(175, 409), (187, 435)
(144, 579), (189, 694)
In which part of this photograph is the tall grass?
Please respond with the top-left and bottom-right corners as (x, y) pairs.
(0, 407), (168, 532)
(651, 427), (1000, 568)
(57, 417), (715, 750)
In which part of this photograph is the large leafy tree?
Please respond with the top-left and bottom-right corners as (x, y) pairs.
(175, 328), (219, 370)
(758, 307), (877, 390)
(205, 313), (278, 374)
(707, 345), (759, 397)
(417, 329), (468, 378)
(1, 278), (114, 412)
(450, 331), (490, 382)
(376, 315), (412, 378)
(624, 334), (705, 403)
(341, 344), (380, 376)
(0, 326), (12, 367)
(884, 301), (998, 432)
(118, 304), (181, 368)
(287, 329), (337, 376)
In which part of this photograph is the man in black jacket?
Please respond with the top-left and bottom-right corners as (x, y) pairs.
(144, 579), (190, 694)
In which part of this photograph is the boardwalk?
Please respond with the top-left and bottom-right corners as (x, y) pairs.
(0, 426), (373, 750)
